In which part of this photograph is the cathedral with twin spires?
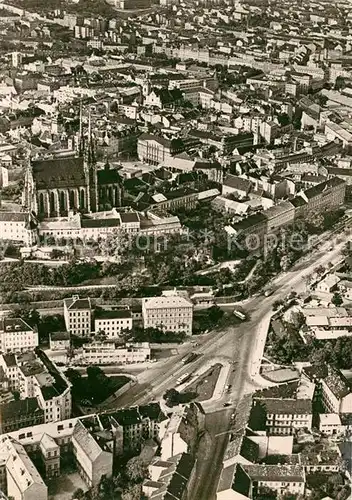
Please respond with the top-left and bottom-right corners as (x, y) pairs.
(23, 117), (123, 219)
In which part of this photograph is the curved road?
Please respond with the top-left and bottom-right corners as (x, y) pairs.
(106, 239), (345, 499)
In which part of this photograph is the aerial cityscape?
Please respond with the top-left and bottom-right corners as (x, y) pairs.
(0, 0), (351, 498)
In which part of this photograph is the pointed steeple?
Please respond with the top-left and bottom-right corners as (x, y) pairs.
(86, 108), (96, 165)
(78, 100), (84, 156)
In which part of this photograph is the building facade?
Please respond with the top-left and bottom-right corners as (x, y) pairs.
(64, 296), (92, 337)
(94, 309), (133, 338)
(0, 318), (38, 354)
(142, 295), (193, 335)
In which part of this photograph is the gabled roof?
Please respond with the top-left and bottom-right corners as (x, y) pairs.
(73, 420), (103, 463)
(32, 156), (87, 189)
(64, 296), (91, 310)
(223, 174), (252, 193)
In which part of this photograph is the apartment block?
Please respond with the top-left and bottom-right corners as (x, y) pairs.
(63, 296), (92, 337)
(257, 399), (313, 435)
(0, 398), (44, 434)
(0, 402), (168, 499)
(94, 309), (133, 338)
(142, 295), (193, 335)
(0, 437), (47, 500)
(0, 350), (71, 425)
(0, 318), (38, 354)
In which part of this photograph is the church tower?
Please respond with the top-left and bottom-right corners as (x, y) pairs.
(22, 154), (37, 214)
(84, 111), (98, 213)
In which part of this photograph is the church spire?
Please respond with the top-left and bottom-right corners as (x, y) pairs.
(22, 149), (34, 213)
(86, 108), (95, 165)
(78, 100), (84, 156)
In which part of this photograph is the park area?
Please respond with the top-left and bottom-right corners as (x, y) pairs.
(65, 366), (131, 406)
(181, 364), (222, 402)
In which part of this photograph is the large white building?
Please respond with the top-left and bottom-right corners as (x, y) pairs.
(0, 212), (37, 245)
(94, 309), (132, 338)
(74, 341), (150, 365)
(64, 296), (92, 337)
(1, 437), (48, 500)
(142, 295), (193, 335)
(0, 318), (38, 354)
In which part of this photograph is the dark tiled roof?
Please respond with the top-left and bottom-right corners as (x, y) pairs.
(255, 381), (299, 399)
(50, 331), (70, 341)
(223, 174), (252, 193)
(32, 156), (87, 189)
(138, 133), (171, 148)
(260, 398), (312, 415)
(120, 212), (139, 223)
(241, 436), (260, 463)
(303, 364), (329, 380)
(244, 464), (305, 483)
(64, 297), (91, 310)
(95, 309), (132, 320)
(0, 212), (28, 222)
(0, 318), (33, 332)
(2, 354), (16, 367)
(232, 212), (267, 231)
(303, 176), (345, 200)
(0, 397), (43, 420)
(233, 464), (251, 497)
(97, 167), (123, 185)
(290, 195), (307, 208)
(327, 167), (352, 177)
(323, 368), (351, 400)
(81, 218), (121, 228)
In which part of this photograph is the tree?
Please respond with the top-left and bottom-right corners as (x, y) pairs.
(291, 310), (306, 329)
(87, 366), (105, 380)
(124, 457), (148, 484)
(65, 368), (82, 383)
(332, 292), (343, 306)
(163, 388), (180, 407)
(273, 300), (284, 311)
(72, 489), (85, 500)
(121, 485), (141, 500)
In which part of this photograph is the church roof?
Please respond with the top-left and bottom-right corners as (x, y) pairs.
(97, 167), (123, 186)
(32, 156), (87, 189)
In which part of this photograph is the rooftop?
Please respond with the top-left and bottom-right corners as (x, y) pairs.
(142, 295), (192, 310)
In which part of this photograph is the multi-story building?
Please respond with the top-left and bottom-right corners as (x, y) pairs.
(2, 351), (71, 425)
(74, 341), (150, 365)
(142, 295), (193, 335)
(72, 420), (113, 488)
(94, 309), (133, 338)
(0, 318), (38, 354)
(300, 177), (346, 215)
(137, 134), (183, 165)
(63, 296), (92, 337)
(0, 212), (37, 245)
(263, 201), (295, 234)
(0, 437), (48, 500)
(0, 398), (44, 434)
(217, 463), (306, 499)
(320, 367), (352, 415)
(0, 354), (18, 389)
(229, 213), (268, 253)
(257, 399), (313, 435)
(0, 402), (168, 499)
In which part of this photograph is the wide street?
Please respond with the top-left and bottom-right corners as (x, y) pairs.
(106, 234), (347, 500)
